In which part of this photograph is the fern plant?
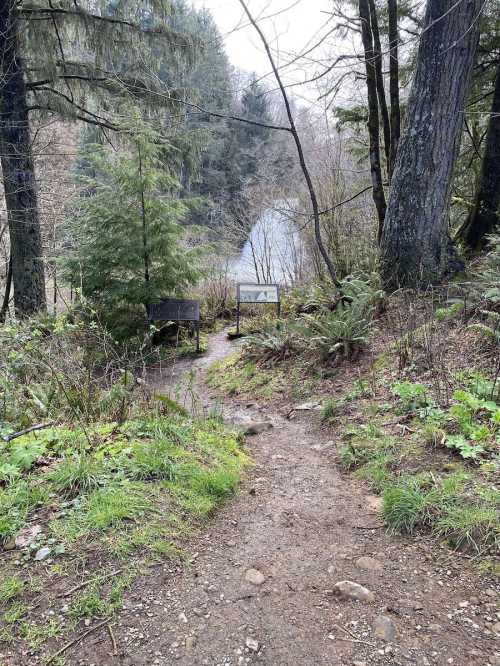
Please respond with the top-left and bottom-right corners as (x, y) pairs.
(244, 323), (298, 365)
(296, 297), (373, 362)
(475, 235), (500, 304)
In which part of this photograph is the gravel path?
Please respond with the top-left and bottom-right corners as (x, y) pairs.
(77, 330), (499, 666)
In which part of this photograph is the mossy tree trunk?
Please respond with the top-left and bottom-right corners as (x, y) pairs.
(380, 0), (481, 290)
(0, 0), (46, 316)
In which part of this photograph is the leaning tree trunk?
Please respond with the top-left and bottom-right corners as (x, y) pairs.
(0, 0), (46, 316)
(380, 0), (482, 290)
(458, 60), (500, 252)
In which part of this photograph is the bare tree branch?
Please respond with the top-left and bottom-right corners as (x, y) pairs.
(237, 0), (339, 286)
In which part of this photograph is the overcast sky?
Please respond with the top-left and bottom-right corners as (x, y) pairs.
(191, 0), (334, 96)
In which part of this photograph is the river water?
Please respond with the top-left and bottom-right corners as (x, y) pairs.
(230, 204), (305, 285)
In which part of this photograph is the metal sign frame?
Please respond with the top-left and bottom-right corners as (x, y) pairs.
(236, 283), (281, 334)
(147, 298), (201, 352)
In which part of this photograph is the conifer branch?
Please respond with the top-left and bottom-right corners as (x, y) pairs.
(27, 75), (108, 88)
(27, 105), (119, 131)
(20, 7), (163, 33)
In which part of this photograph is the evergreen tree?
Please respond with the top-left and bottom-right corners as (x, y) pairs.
(62, 115), (198, 336)
(0, 0), (192, 316)
(234, 78), (272, 185)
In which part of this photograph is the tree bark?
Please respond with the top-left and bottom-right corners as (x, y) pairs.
(458, 59), (500, 251)
(368, 0), (392, 173)
(359, 0), (387, 242)
(0, 0), (46, 316)
(0, 255), (12, 323)
(380, 0), (481, 290)
(388, 0), (401, 180)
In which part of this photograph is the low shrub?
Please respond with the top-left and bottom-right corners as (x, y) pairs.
(0, 314), (151, 432)
(391, 381), (430, 413)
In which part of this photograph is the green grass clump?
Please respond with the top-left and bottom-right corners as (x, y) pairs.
(339, 424), (397, 475)
(436, 504), (500, 552)
(150, 540), (185, 559)
(120, 438), (177, 481)
(207, 353), (288, 399)
(382, 472), (499, 552)
(2, 415), (247, 554)
(168, 463), (240, 517)
(3, 602), (28, 625)
(321, 398), (340, 421)
(19, 619), (62, 650)
(355, 458), (393, 492)
(48, 454), (105, 497)
(0, 576), (24, 604)
(382, 477), (434, 533)
(80, 483), (150, 531)
(69, 587), (113, 621)
(0, 480), (49, 541)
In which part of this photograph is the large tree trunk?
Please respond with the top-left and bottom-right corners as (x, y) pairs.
(380, 0), (481, 290)
(458, 60), (500, 251)
(0, 1), (46, 316)
(359, 0), (387, 242)
(387, 0), (401, 180)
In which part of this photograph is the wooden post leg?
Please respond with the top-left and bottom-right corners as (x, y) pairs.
(196, 322), (200, 353)
(236, 302), (240, 335)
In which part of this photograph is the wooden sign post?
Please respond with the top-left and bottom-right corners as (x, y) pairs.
(147, 298), (201, 352)
(236, 283), (280, 334)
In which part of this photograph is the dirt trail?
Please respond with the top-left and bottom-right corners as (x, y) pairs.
(79, 331), (499, 666)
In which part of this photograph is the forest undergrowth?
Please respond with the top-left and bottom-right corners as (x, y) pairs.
(208, 239), (500, 572)
(0, 315), (247, 660)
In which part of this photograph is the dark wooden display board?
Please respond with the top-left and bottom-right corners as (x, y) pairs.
(147, 298), (201, 352)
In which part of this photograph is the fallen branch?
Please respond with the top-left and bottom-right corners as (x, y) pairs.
(2, 422), (54, 442)
(107, 623), (118, 656)
(57, 569), (123, 598)
(47, 617), (111, 664)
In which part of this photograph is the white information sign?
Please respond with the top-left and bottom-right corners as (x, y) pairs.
(237, 284), (279, 304)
